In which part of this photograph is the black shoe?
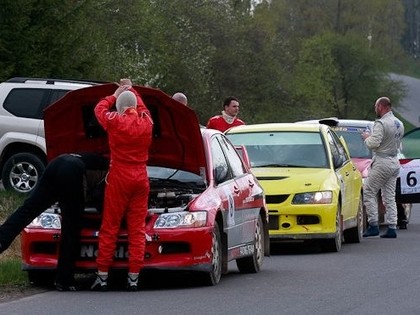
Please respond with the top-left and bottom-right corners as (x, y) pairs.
(55, 282), (77, 291)
(380, 228), (397, 238)
(398, 221), (407, 230)
(90, 273), (108, 291)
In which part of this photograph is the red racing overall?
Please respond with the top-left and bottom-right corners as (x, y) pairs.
(94, 90), (153, 274)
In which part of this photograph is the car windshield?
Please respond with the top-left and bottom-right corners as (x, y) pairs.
(227, 131), (328, 168)
(331, 126), (372, 159)
(147, 166), (206, 190)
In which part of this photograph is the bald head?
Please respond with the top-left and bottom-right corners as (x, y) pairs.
(172, 92), (188, 106)
(376, 97), (391, 107)
(374, 96), (392, 118)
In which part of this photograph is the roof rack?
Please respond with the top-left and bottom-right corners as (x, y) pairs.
(6, 77), (105, 85)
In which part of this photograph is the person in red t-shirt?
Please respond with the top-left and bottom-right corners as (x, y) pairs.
(206, 96), (245, 132)
(90, 80), (153, 292)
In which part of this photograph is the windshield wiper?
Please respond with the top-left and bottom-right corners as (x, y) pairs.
(255, 163), (306, 168)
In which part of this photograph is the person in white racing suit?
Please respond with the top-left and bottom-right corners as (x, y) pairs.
(362, 96), (404, 238)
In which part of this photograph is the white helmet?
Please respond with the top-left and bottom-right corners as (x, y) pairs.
(116, 91), (137, 113)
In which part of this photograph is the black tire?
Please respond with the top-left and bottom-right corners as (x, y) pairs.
(2, 153), (45, 193)
(320, 204), (342, 252)
(236, 216), (264, 273)
(344, 196), (363, 243)
(27, 270), (56, 287)
(201, 222), (223, 286)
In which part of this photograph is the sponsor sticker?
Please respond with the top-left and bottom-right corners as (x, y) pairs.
(400, 159), (420, 194)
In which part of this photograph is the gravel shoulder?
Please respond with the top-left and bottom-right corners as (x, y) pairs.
(0, 285), (47, 304)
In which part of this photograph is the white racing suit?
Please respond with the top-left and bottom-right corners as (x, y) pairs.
(363, 111), (404, 227)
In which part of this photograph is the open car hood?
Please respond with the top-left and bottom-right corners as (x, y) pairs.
(44, 83), (206, 175)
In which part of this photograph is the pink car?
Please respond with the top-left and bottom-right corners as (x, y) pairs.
(298, 118), (412, 230)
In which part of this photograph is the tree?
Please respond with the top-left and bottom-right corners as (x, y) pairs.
(292, 32), (405, 120)
(0, 0), (101, 81)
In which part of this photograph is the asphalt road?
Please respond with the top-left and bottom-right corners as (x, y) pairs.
(390, 73), (420, 128)
(0, 204), (419, 315)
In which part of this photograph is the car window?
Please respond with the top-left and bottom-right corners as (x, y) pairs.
(49, 90), (69, 105)
(401, 127), (420, 158)
(332, 127), (372, 159)
(327, 130), (349, 168)
(3, 88), (47, 119)
(147, 166), (206, 189)
(211, 137), (233, 184)
(218, 135), (246, 177)
(227, 131), (328, 168)
(3, 88), (69, 119)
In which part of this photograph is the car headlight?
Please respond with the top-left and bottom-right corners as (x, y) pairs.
(154, 211), (207, 228)
(27, 213), (61, 229)
(292, 191), (333, 204)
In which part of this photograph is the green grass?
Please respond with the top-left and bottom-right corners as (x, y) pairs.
(0, 260), (28, 285)
(0, 189), (29, 286)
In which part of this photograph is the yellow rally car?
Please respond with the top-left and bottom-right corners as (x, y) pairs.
(226, 123), (363, 252)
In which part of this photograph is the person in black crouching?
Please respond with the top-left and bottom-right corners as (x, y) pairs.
(0, 153), (108, 291)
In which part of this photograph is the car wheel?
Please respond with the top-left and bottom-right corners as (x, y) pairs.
(1, 153), (45, 193)
(201, 222), (223, 286)
(236, 216), (264, 273)
(320, 204), (342, 252)
(344, 196), (363, 243)
(27, 270), (55, 287)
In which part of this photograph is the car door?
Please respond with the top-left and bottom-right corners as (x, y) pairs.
(326, 130), (358, 220)
(211, 134), (249, 250)
(396, 127), (420, 204)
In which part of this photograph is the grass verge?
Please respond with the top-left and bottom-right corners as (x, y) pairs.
(0, 189), (29, 287)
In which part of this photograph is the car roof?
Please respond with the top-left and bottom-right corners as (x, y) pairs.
(44, 83), (206, 175)
(226, 122), (324, 133)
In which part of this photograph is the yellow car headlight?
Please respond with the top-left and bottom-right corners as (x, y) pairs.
(292, 191), (333, 204)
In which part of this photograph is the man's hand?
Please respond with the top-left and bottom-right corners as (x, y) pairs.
(120, 78), (132, 86)
(113, 85), (130, 98)
(361, 131), (370, 140)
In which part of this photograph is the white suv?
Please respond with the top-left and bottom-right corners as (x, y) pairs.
(0, 77), (97, 193)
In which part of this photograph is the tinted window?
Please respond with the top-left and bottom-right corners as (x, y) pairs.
(3, 88), (47, 119)
(3, 88), (70, 119)
(49, 90), (68, 104)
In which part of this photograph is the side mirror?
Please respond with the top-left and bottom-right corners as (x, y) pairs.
(215, 165), (228, 184)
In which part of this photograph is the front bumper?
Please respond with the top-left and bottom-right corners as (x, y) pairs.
(21, 226), (214, 273)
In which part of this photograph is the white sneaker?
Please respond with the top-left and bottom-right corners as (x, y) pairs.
(91, 273), (108, 291)
(127, 273), (139, 291)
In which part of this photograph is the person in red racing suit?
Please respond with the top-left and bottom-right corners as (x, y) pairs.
(91, 82), (153, 291)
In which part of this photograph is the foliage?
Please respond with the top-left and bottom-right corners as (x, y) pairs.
(291, 31), (406, 121)
(0, 0), (415, 125)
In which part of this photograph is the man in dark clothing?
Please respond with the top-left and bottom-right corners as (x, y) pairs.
(0, 153), (108, 291)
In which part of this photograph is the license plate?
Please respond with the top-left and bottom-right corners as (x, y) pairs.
(80, 244), (128, 260)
